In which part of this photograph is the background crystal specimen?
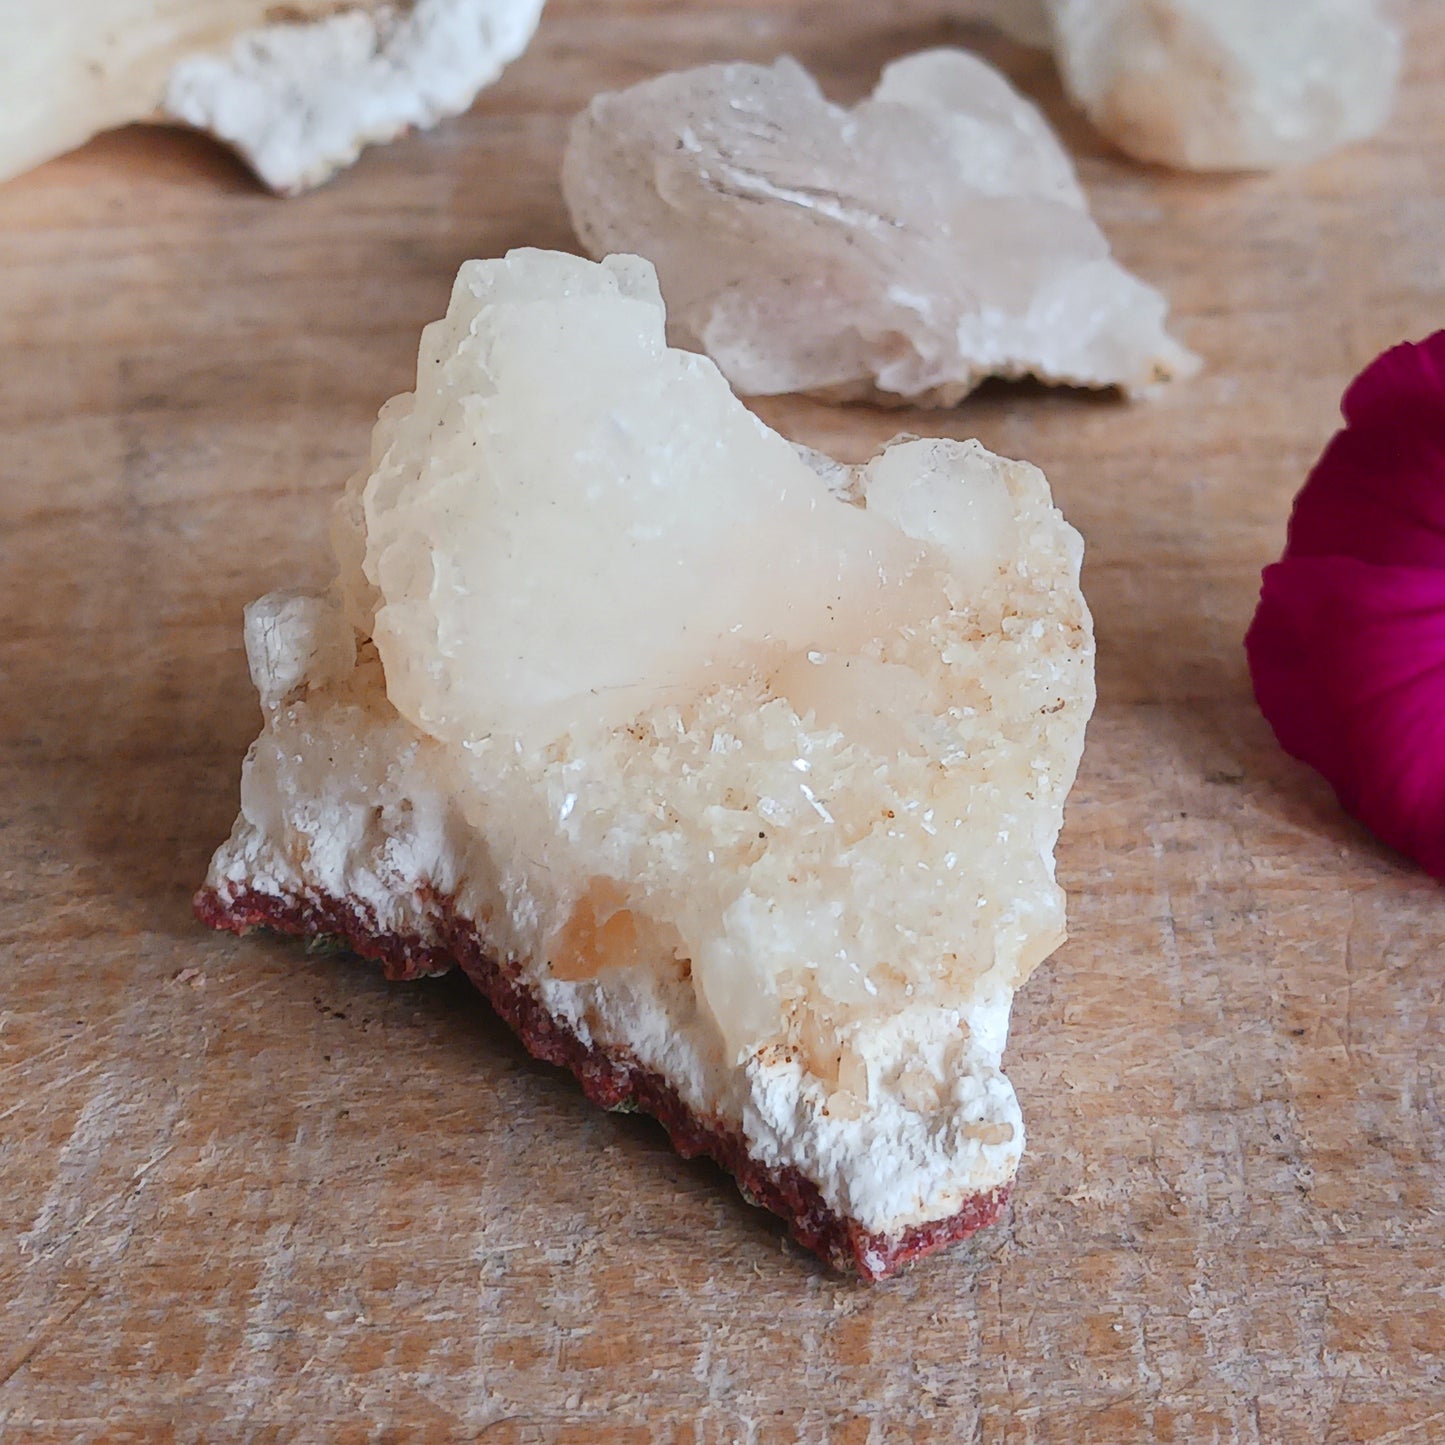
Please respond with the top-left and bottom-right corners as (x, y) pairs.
(1, 0), (546, 194)
(562, 51), (1197, 406)
(983, 0), (1401, 171)
(1047, 0), (1402, 171)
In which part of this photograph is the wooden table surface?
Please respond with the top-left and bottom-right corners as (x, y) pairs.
(3, 3), (1443, 1440)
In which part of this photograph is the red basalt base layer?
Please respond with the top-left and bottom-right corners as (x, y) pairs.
(195, 885), (1010, 1279)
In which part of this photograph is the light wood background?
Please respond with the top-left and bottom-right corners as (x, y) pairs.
(3, 3), (1443, 1440)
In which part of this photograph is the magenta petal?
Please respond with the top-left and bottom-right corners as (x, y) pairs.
(1343, 329), (1445, 426)
(1247, 556), (1445, 881)
(1285, 331), (1445, 569)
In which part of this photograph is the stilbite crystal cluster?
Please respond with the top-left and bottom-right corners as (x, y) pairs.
(562, 50), (1196, 406)
(201, 251), (1095, 1260)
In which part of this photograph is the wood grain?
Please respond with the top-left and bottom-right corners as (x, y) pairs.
(2, 3), (1443, 1440)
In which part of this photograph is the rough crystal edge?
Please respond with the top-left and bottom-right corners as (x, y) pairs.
(194, 884), (1010, 1280)
(162, 0), (547, 195)
(806, 345), (1200, 409)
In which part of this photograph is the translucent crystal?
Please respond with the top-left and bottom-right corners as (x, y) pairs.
(561, 50), (1196, 406)
(326, 249), (1097, 1065)
(336, 249), (949, 751)
(1046, 0), (1401, 171)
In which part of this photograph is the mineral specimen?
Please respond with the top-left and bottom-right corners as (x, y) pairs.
(562, 51), (1196, 405)
(987, 0), (1401, 171)
(1, 0), (545, 194)
(199, 248), (1097, 1271)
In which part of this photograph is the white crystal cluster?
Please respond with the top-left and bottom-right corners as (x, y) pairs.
(991, 0), (1401, 171)
(208, 250), (1096, 1223)
(562, 51), (1197, 407)
(324, 248), (1095, 1066)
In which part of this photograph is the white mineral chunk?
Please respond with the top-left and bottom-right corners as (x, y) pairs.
(1047, 0), (1401, 171)
(165, 0), (546, 194)
(562, 51), (1196, 406)
(328, 248), (1097, 1062)
(983, 0), (1401, 170)
(336, 248), (945, 751)
(0, 0), (545, 194)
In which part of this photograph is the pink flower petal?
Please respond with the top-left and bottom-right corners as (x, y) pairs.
(1344, 329), (1445, 426)
(1284, 331), (1445, 569)
(1247, 556), (1445, 880)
